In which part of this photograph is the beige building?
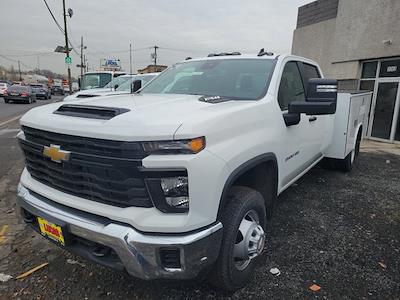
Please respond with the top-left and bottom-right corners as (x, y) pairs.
(292, 0), (400, 143)
(138, 65), (167, 74)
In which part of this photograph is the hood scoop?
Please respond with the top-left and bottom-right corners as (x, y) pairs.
(77, 94), (98, 98)
(54, 104), (130, 120)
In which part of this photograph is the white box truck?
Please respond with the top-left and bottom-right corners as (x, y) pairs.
(16, 51), (371, 291)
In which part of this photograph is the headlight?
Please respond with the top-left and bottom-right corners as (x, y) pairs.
(144, 171), (189, 213)
(142, 137), (205, 154)
(161, 177), (189, 210)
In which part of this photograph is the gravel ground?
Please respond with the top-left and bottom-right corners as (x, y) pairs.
(0, 144), (399, 299)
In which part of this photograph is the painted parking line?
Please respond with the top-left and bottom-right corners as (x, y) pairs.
(0, 224), (9, 244)
(0, 128), (20, 136)
(0, 115), (22, 128)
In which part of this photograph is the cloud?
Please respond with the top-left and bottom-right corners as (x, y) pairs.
(0, 0), (310, 76)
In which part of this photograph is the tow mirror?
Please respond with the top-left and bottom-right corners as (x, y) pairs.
(131, 80), (142, 93)
(283, 79), (338, 126)
(289, 79), (338, 116)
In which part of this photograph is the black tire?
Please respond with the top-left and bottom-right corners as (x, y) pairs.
(335, 151), (354, 172)
(355, 130), (362, 157)
(209, 186), (267, 291)
(335, 129), (362, 172)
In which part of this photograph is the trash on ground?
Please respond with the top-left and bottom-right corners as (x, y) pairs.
(378, 261), (387, 269)
(269, 267), (281, 276)
(16, 262), (49, 279)
(67, 258), (86, 267)
(309, 284), (321, 292)
(0, 273), (13, 282)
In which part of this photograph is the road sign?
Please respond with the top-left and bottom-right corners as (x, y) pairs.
(65, 56), (72, 65)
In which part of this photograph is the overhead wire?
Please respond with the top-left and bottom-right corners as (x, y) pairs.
(42, 0), (79, 55)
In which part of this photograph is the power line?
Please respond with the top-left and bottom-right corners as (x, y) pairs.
(87, 47), (152, 55)
(42, 0), (79, 55)
(0, 54), (35, 70)
(1, 51), (55, 57)
(42, 0), (64, 33)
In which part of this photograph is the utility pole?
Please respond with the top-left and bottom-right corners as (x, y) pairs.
(62, 0), (72, 94)
(153, 45), (159, 70)
(80, 36), (84, 78)
(80, 36), (87, 78)
(83, 54), (87, 72)
(18, 60), (22, 81)
(129, 43), (132, 74)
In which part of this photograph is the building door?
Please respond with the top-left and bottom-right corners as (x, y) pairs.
(368, 80), (400, 142)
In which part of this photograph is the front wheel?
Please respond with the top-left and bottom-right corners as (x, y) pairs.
(209, 186), (267, 291)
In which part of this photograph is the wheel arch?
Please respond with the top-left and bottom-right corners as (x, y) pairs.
(217, 153), (278, 220)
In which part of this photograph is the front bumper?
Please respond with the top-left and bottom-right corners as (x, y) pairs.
(17, 184), (223, 280)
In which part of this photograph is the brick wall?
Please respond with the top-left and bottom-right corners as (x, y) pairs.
(297, 0), (339, 28)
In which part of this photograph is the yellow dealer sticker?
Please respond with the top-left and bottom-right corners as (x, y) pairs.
(37, 217), (65, 246)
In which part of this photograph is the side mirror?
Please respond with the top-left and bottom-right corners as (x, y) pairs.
(283, 79), (338, 127)
(131, 80), (142, 93)
(289, 78), (338, 116)
(114, 84), (119, 89)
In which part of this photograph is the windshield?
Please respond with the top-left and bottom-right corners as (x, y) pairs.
(81, 73), (112, 90)
(104, 76), (132, 88)
(140, 59), (276, 100)
(116, 74), (157, 92)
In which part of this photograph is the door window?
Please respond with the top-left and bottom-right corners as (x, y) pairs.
(278, 62), (305, 110)
(371, 82), (398, 139)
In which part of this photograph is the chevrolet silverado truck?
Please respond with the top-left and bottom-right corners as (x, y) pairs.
(16, 51), (372, 291)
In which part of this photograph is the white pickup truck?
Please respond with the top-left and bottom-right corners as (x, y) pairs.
(16, 52), (371, 291)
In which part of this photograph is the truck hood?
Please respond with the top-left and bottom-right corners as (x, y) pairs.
(63, 89), (129, 102)
(20, 93), (245, 141)
(63, 88), (115, 102)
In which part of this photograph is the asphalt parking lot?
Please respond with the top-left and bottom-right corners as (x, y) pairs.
(0, 102), (399, 298)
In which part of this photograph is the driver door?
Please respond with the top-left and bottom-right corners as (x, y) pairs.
(277, 61), (324, 188)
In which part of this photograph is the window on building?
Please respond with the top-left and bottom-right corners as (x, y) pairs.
(379, 60), (400, 78)
(360, 80), (375, 91)
(361, 61), (378, 79)
(278, 62), (305, 110)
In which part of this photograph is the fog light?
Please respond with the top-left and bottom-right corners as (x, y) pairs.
(161, 177), (189, 210)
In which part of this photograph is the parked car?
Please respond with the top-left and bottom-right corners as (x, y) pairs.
(16, 52), (372, 291)
(0, 82), (10, 97)
(51, 84), (64, 95)
(63, 73), (158, 102)
(4, 85), (36, 104)
(72, 82), (79, 92)
(63, 85), (70, 94)
(30, 83), (51, 100)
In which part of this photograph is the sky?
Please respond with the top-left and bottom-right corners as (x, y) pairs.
(0, 0), (311, 77)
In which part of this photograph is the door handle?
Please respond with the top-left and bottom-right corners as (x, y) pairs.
(309, 116), (317, 122)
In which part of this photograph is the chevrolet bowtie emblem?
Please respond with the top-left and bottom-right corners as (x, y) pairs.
(43, 144), (70, 163)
